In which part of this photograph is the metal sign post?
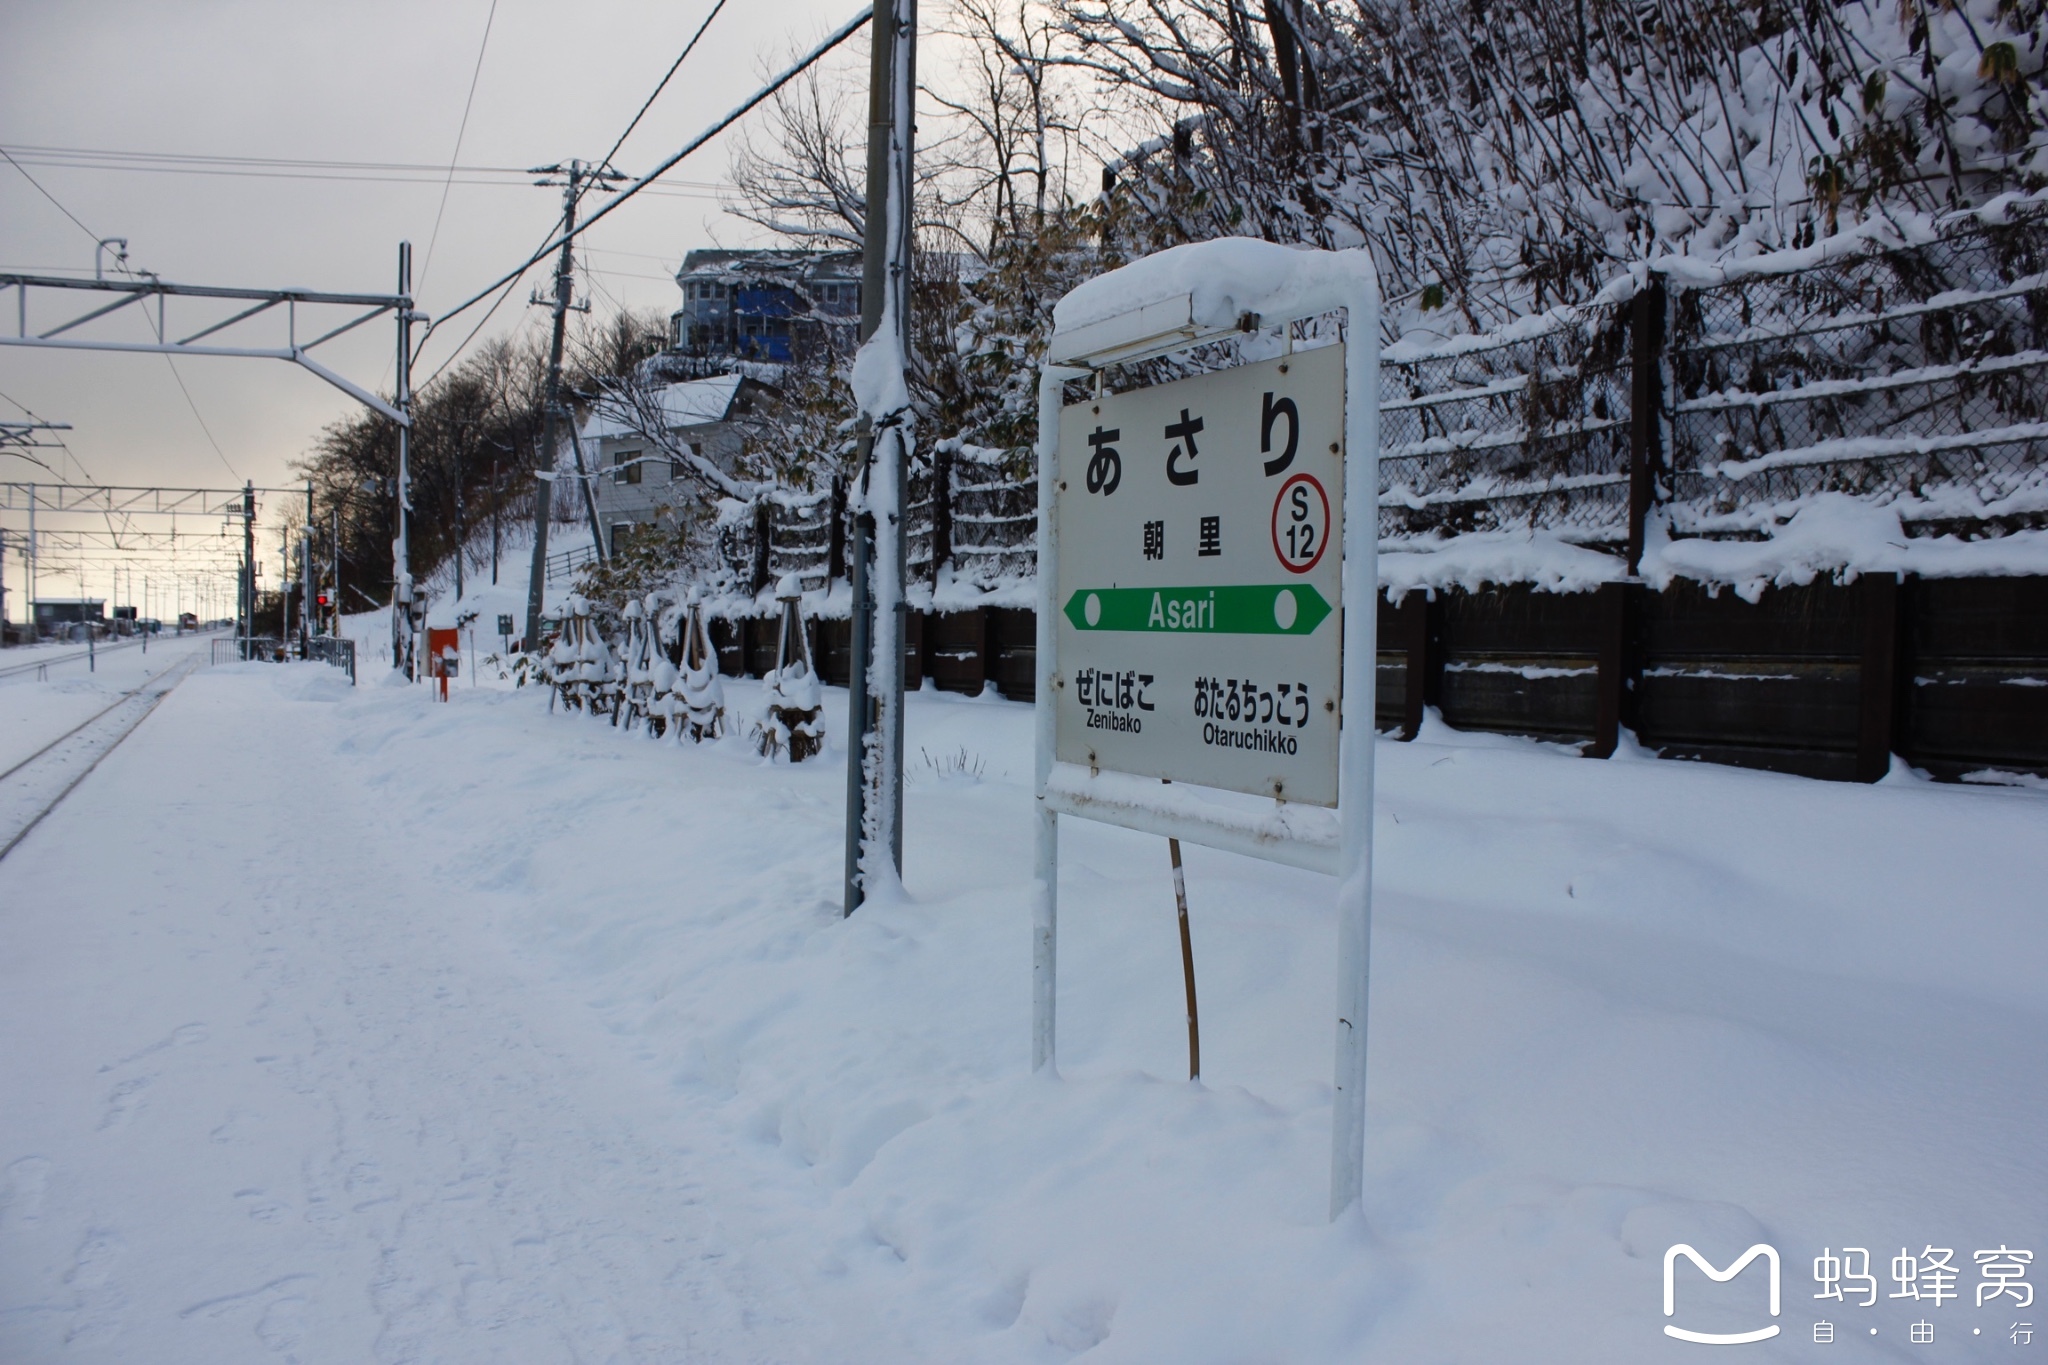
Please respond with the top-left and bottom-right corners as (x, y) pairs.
(1033, 239), (1381, 1220)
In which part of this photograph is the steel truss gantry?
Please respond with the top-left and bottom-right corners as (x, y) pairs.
(0, 245), (423, 672)
(0, 419), (71, 452)
(0, 272), (412, 425)
(18, 530), (243, 553)
(0, 482), (290, 518)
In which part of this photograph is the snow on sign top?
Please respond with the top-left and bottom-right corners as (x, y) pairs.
(1054, 341), (1346, 805)
(1050, 237), (1377, 361)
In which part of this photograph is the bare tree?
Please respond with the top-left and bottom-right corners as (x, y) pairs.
(1056, 0), (2048, 325)
(727, 66), (869, 248)
(923, 0), (1084, 254)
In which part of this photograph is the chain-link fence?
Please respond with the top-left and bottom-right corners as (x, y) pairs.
(1377, 306), (1635, 544)
(713, 455), (1037, 600)
(698, 209), (2047, 597)
(1668, 217), (2048, 540)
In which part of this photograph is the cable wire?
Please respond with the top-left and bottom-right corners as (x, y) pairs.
(412, 0), (732, 386)
(0, 146), (101, 245)
(417, 5), (873, 360)
(417, 0), (501, 297)
(0, 146), (726, 194)
(595, 0), (729, 179)
(413, 221), (557, 392)
(0, 155), (234, 484)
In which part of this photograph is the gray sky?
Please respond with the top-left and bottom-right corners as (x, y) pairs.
(1, 0), (865, 613)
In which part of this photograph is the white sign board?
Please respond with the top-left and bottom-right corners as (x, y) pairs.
(1053, 343), (1345, 806)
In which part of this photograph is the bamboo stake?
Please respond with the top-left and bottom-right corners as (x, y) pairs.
(1169, 836), (1200, 1081)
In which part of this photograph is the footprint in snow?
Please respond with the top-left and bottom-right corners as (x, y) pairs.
(1, 1155), (53, 1229)
(97, 1078), (150, 1131)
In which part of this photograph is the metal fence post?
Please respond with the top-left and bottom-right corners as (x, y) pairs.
(1856, 571), (1903, 782)
(1627, 278), (1666, 576)
(930, 444), (953, 590)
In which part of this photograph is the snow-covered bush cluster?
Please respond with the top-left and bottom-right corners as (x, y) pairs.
(534, 583), (826, 763)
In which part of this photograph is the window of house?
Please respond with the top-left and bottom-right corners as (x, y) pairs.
(671, 442), (702, 479)
(610, 523), (635, 557)
(613, 450), (642, 485)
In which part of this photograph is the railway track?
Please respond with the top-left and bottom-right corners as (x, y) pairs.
(0, 639), (150, 681)
(0, 655), (202, 862)
(0, 630), (224, 682)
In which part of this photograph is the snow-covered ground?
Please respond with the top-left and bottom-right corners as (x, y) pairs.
(1, 658), (2042, 1363)
(0, 633), (215, 775)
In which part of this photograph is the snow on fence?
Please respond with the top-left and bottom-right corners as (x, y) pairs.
(1668, 219), (2048, 544)
(713, 445), (1037, 605)
(1377, 306), (1635, 545)
(608, 212), (2048, 784)
(703, 206), (2048, 605)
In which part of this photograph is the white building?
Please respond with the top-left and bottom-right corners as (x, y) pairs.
(580, 373), (776, 558)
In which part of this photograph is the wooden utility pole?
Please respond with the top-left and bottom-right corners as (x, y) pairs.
(523, 164), (584, 653)
(843, 0), (916, 915)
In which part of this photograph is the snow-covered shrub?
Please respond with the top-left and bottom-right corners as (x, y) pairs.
(755, 576), (826, 762)
(548, 595), (618, 716)
(672, 591), (727, 744)
(617, 595), (676, 736)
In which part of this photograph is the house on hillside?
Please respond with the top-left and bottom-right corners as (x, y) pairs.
(669, 249), (860, 363)
(581, 372), (776, 559)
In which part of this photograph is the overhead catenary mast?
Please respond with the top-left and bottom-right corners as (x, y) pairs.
(393, 241), (418, 675)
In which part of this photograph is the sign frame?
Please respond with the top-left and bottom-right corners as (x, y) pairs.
(1032, 239), (1381, 1219)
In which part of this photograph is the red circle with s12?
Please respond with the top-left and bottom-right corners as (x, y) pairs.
(1270, 473), (1331, 574)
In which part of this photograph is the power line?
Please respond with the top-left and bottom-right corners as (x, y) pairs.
(0, 389), (95, 487)
(118, 270), (243, 483)
(412, 0), (740, 387)
(0, 146), (101, 245)
(413, 222), (557, 392)
(0, 143), (728, 194)
(158, 358), (240, 482)
(595, 0), (729, 179)
(0, 156), (233, 483)
(418, 0), (502, 296)
(419, 5), (874, 358)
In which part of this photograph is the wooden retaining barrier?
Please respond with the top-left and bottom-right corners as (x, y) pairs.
(700, 576), (2047, 784)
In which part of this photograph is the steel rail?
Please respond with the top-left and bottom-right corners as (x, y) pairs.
(0, 655), (199, 862)
(0, 676), (155, 781)
(0, 637), (148, 680)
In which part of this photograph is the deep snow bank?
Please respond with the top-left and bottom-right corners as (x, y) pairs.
(324, 674), (2046, 1362)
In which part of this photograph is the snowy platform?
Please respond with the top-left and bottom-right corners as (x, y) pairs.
(0, 661), (2041, 1362)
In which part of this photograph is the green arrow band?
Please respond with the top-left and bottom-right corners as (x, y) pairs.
(1063, 583), (1334, 635)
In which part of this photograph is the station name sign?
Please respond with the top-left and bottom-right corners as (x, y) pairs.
(1053, 343), (1346, 806)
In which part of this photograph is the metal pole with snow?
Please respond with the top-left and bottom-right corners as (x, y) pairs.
(241, 481), (255, 658)
(303, 481), (314, 648)
(843, 0), (916, 914)
(393, 241), (416, 676)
